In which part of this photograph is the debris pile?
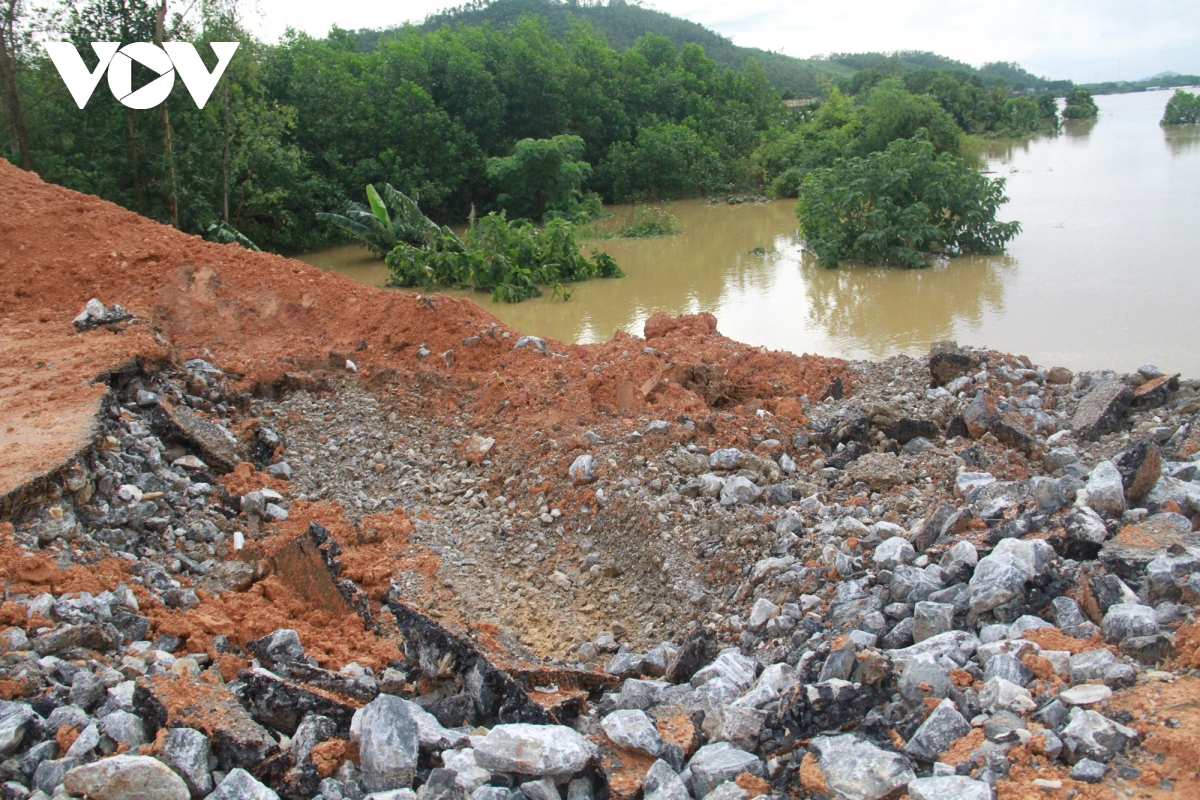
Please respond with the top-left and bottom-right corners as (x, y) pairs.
(2, 161), (1200, 799)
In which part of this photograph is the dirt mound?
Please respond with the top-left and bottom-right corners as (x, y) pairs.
(0, 160), (846, 505)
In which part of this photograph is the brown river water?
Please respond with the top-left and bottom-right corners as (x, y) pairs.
(298, 89), (1200, 375)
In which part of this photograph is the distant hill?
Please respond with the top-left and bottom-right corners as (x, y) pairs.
(349, 1), (1070, 98)
(826, 52), (1071, 93)
(413, 0), (852, 97)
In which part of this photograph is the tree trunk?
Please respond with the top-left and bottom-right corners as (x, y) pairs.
(221, 81), (230, 223)
(0, 0), (32, 170)
(126, 113), (144, 214)
(155, 0), (179, 228)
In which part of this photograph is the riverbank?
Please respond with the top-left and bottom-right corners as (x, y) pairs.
(3, 159), (1200, 799)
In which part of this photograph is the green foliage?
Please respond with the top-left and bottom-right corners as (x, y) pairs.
(317, 184), (447, 256)
(1083, 74), (1200, 96)
(486, 135), (594, 221)
(598, 123), (726, 202)
(1162, 90), (1200, 125)
(204, 221), (261, 251)
(419, 0), (851, 97)
(1063, 87), (1099, 120)
(386, 213), (623, 302)
(795, 135), (1020, 268)
(856, 78), (963, 156)
(588, 206), (680, 239)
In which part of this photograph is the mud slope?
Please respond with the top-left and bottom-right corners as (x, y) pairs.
(0, 159), (845, 505)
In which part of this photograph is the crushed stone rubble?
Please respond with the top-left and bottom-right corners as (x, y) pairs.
(3, 307), (1200, 800)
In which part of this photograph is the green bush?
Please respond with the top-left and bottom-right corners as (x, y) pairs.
(316, 184), (446, 257)
(589, 206), (680, 239)
(386, 213), (623, 302)
(598, 123), (726, 202)
(796, 134), (1020, 268)
(1162, 89), (1200, 125)
(1062, 87), (1098, 120)
(486, 135), (597, 222)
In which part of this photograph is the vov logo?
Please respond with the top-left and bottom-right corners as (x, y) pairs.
(45, 41), (240, 110)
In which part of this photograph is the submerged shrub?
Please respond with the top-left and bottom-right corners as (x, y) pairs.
(796, 134), (1020, 268)
(386, 213), (623, 303)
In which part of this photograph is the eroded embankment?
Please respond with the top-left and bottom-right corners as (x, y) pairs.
(4, 157), (1200, 800)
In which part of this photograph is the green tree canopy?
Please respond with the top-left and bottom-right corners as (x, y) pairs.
(796, 134), (1020, 268)
(486, 134), (593, 221)
(1162, 89), (1200, 125)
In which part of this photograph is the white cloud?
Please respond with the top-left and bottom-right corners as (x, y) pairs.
(244, 0), (1200, 82)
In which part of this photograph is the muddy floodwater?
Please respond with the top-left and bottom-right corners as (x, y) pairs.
(299, 89), (1200, 375)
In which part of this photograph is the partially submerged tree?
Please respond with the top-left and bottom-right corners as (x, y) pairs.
(487, 134), (594, 221)
(317, 183), (451, 257)
(796, 133), (1021, 268)
(1162, 89), (1200, 126)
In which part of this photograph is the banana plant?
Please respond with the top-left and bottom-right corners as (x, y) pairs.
(316, 184), (459, 257)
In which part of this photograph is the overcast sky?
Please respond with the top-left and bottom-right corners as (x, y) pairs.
(245, 0), (1200, 84)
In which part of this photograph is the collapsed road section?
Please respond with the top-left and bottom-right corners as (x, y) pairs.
(3, 161), (1200, 800)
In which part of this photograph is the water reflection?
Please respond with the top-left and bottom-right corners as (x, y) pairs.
(798, 250), (1014, 359)
(1062, 118), (1098, 140)
(1164, 126), (1200, 157)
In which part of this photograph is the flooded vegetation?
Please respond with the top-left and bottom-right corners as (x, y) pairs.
(303, 90), (1200, 375)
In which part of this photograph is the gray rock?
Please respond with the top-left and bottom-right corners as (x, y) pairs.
(1030, 476), (1072, 514)
(912, 602), (955, 644)
(983, 653), (1033, 687)
(719, 476), (760, 506)
(968, 538), (1053, 615)
(602, 710), (664, 757)
(890, 565), (946, 604)
(567, 779), (593, 800)
(1101, 604), (1158, 644)
(1071, 377), (1133, 440)
(470, 789), (510, 800)
(69, 672), (105, 712)
(0, 702), (36, 756)
(616, 679), (669, 711)
(247, 629), (306, 672)
(903, 699), (971, 762)
(359, 695), (420, 791)
(62, 755), (189, 800)
(441, 749), (492, 794)
(898, 660), (952, 708)
(1065, 507), (1109, 545)
(702, 706), (767, 752)
(569, 455), (597, 485)
(1069, 759), (1107, 783)
(99, 709), (146, 747)
(206, 767), (279, 799)
(517, 778), (559, 800)
(979, 677), (1035, 714)
(34, 757), (82, 794)
(809, 734), (915, 800)
(65, 724), (100, 759)
(1061, 708), (1138, 763)
(907, 776), (991, 800)
(1068, 648), (1134, 685)
(1085, 461), (1127, 517)
(938, 541), (978, 583)
(1051, 597), (1091, 631)
(747, 599), (779, 631)
(874, 538), (915, 572)
(400, 700), (470, 751)
(709, 449), (741, 471)
(702, 783), (747, 800)
(162, 727), (214, 797)
(475, 724), (597, 777)
(691, 651), (757, 692)
(642, 759), (689, 800)
(686, 743), (763, 799)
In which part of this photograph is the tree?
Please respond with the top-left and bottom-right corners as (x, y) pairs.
(0, 0), (32, 168)
(796, 134), (1020, 268)
(1162, 89), (1200, 125)
(487, 134), (592, 221)
(856, 78), (962, 156)
(1062, 87), (1098, 120)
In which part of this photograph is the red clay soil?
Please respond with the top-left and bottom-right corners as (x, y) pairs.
(0, 160), (848, 504)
